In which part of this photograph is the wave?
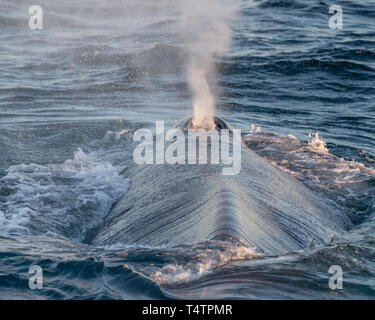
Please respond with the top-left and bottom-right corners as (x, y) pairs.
(148, 241), (260, 285)
(244, 129), (375, 224)
(100, 239), (260, 285)
(220, 56), (374, 79)
(0, 149), (129, 241)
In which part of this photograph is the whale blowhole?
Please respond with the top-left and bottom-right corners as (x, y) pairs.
(176, 116), (230, 131)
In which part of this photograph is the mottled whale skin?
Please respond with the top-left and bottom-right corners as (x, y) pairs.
(92, 118), (352, 255)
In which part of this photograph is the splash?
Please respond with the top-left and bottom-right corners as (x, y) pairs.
(149, 241), (260, 284)
(243, 130), (375, 222)
(308, 132), (328, 152)
(0, 149), (129, 240)
(179, 0), (238, 129)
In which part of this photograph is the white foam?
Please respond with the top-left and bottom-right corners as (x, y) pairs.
(244, 130), (375, 220)
(0, 148), (129, 240)
(308, 132), (328, 152)
(0, 209), (31, 235)
(150, 242), (260, 284)
(250, 123), (262, 134)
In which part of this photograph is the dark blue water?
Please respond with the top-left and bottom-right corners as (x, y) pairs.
(0, 0), (374, 299)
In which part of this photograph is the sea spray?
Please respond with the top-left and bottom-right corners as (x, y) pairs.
(178, 0), (238, 128)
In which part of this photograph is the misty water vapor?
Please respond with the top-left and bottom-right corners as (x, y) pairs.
(177, 0), (238, 128)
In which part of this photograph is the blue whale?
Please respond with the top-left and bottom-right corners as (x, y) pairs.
(92, 117), (352, 255)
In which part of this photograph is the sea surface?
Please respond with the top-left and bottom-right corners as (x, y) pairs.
(0, 0), (374, 299)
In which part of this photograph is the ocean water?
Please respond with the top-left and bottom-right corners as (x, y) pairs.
(0, 0), (374, 299)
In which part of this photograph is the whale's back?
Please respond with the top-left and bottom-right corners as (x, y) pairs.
(92, 139), (351, 255)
